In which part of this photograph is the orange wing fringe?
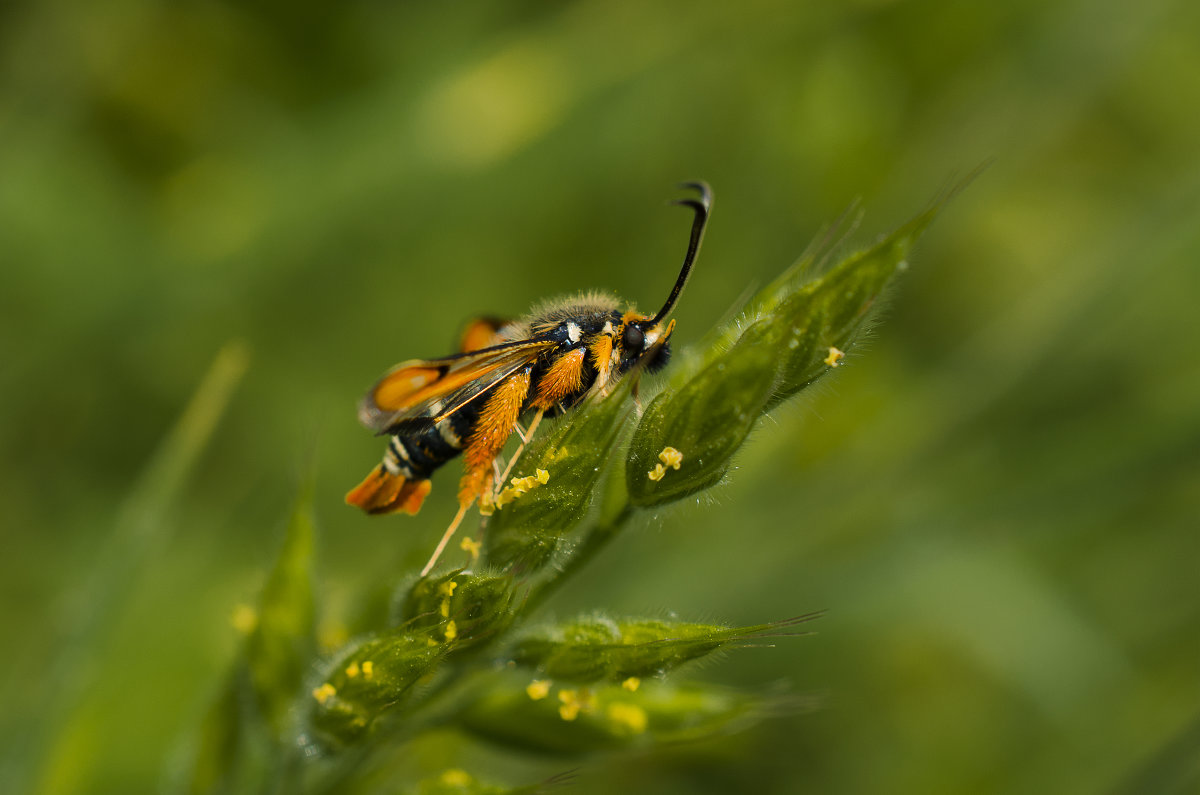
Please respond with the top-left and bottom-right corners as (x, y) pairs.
(346, 466), (432, 515)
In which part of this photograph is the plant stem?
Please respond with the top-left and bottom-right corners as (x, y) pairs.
(524, 503), (637, 616)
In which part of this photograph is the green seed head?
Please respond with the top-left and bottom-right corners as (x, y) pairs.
(509, 615), (816, 684)
(308, 630), (447, 746)
(401, 569), (517, 650)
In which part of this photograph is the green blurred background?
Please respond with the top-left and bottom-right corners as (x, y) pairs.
(3, 0), (1199, 792)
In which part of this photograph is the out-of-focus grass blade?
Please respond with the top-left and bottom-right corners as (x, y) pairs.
(178, 471), (316, 794)
(29, 343), (249, 795)
(176, 668), (274, 795)
(245, 473), (318, 737)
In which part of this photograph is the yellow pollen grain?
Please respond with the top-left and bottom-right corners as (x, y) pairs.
(478, 493), (495, 516)
(460, 536), (482, 559)
(558, 694), (581, 721)
(648, 463), (666, 481)
(557, 687), (593, 721)
(444, 620), (458, 641)
(658, 446), (683, 470)
(494, 469), (549, 510)
(312, 683), (336, 705)
(439, 598), (451, 618)
(526, 679), (551, 700)
(437, 580), (459, 597)
(825, 346), (845, 367)
(361, 661), (374, 679)
(230, 604), (257, 635)
(607, 702), (648, 734)
(609, 706), (648, 739)
(439, 769), (473, 786)
(345, 662), (360, 678)
(622, 676), (641, 692)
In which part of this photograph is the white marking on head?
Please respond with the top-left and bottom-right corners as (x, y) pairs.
(601, 321), (614, 335)
(644, 329), (660, 349)
(566, 321), (582, 344)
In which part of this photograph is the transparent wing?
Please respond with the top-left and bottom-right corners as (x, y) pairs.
(357, 337), (556, 434)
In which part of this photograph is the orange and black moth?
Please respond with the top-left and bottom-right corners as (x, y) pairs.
(347, 182), (711, 575)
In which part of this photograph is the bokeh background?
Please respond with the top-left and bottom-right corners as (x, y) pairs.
(3, 0), (1198, 792)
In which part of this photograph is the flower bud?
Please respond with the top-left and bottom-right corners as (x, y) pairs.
(308, 630), (447, 746)
(767, 210), (931, 408)
(509, 614), (816, 683)
(459, 672), (769, 754)
(627, 320), (781, 507)
(401, 569), (517, 650)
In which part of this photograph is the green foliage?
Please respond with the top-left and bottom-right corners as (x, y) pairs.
(184, 473), (317, 793)
(484, 376), (635, 573)
(458, 674), (765, 755)
(627, 199), (938, 507)
(401, 570), (519, 651)
(10, 2), (1197, 791)
(171, 203), (942, 792)
(408, 768), (574, 795)
(627, 320), (782, 506)
(246, 479), (317, 737)
(508, 615), (817, 683)
(309, 629), (448, 747)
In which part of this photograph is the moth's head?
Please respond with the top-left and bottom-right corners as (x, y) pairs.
(616, 315), (675, 374)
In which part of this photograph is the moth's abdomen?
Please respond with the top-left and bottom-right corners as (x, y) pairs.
(385, 409), (474, 480)
(346, 406), (477, 516)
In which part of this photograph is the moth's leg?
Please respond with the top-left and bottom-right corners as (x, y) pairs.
(495, 408), (546, 491)
(421, 503), (470, 577)
(490, 343), (586, 496)
(421, 368), (531, 576)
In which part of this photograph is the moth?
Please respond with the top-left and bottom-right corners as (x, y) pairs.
(347, 182), (711, 575)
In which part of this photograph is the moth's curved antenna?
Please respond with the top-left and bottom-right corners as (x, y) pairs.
(650, 181), (712, 327)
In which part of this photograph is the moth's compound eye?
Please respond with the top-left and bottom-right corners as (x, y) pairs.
(622, 324), (645, 351)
